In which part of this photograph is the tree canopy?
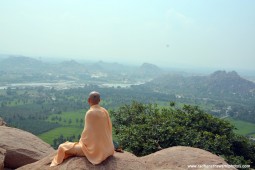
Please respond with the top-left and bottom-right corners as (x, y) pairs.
(111, 101), (255, 167)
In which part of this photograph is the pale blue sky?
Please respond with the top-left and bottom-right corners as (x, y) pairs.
(0, 0), (254, 70)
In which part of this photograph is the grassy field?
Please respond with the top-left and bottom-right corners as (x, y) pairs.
(38, 110), (85, 145)
(225, 117), (255, 137)
(38, 126), (83, 145)
(47, 110), (85, 126)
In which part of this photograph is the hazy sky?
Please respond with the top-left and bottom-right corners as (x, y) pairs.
(0, 0), (255, 70)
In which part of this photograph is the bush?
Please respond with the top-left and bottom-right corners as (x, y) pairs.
(111, 101), (255, 167)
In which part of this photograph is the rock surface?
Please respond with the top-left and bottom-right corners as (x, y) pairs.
(0, 126), (54, 169)
(18, 146), (235, 170)
(17, 151), (151, 170)
(141, 146), (236, 170)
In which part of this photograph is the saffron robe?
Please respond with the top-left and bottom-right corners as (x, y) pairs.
(50, 104), (114, 166)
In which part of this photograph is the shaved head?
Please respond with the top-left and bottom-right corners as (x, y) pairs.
(88, 91), (101, 105)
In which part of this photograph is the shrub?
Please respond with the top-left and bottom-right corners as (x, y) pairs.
(111, 101), (255, 167)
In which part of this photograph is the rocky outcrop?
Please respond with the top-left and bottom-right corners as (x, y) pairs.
(141, 146), (236, 170)
(18, 146), (235, 170)
(17, 151), (150, 170)
(0, 126), (54, 169)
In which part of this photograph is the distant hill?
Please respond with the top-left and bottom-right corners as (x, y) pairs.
(58, 60), (88, 73)
(88, 61), (134, 73)
(142, 70), (255, 99)
(132, 63), (163, 79)
(205, 70), (255, 96)
(135, 70), (255, 123)
(0, 56), (165, 83)
(0, 56), (46, 72)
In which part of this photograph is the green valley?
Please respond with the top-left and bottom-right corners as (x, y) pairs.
(0, 56), (255, 167)
(226, 117), (255, 137)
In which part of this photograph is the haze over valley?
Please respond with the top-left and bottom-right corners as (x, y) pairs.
(0, 56), (255, 127)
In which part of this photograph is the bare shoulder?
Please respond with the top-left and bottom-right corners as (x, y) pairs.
(101, 107), (110, 114)
(85, 109), (93, 116)
(100, 106), (108, 112)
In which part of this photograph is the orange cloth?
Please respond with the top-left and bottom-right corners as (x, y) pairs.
(50, 105), (114, 166)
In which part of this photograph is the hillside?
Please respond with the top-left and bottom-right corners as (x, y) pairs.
(143, 70), (255, 98)
(89, 60), (134, 73)
(132, 63), (163, 79)
(0, 56), (47, 72)
(135, 70), (255, 123)
(207, 71), (255, 96)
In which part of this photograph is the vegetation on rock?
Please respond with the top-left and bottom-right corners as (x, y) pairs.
(112, 101), (255, 167)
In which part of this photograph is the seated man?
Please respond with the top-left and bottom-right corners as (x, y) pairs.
(50, 91), (114, 166)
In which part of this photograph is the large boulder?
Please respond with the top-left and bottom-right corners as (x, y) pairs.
(17, 151), (151, 170)
(141, 146), (236, 170)
(18, 146), (236, 170)
(0, 126), (54, 169)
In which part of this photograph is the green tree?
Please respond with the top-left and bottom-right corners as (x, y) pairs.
(111, 101), (255, 167)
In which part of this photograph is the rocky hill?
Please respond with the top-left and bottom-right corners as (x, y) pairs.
(143, 70), (255, 98)
(0, 56), (47, 73)
(136, 70), (255, 122)
(132, 63), (163, 79)
(206, 71), (255, 96)
(57, 60), (88, 74)
(0, 120), (235, 170)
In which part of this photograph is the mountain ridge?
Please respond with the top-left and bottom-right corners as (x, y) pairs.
(143, 70), (255, 97)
